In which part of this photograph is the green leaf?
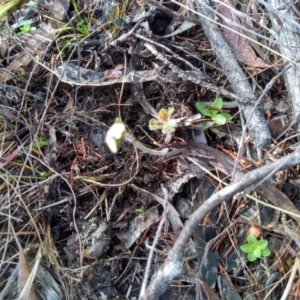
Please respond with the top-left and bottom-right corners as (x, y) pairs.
(29, 139), (49, 149)
(257, 240), (268, 249)
(221, 113), (232, 120)
(135, 207), (144, 213)
(247, 252), (257, 262)
(195, 102), (213, 117)
(162, 119), (177, 134)
(21, 22), (31, 33)
(149, 119), (164, 131)
(76, 19), (89, 36)
(247, 234), (257, 244)
(261, 248), (271, 257)
(211, 114), (227, 125)
(166, 107), (174, 120)
(253, 248), (261, 258)
(240, 244), (253, 253)
(212, 98), (223, 109)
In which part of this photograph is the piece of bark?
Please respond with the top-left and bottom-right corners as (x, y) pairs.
(195, 0), (271, 149)
(267, 0), (300, 137)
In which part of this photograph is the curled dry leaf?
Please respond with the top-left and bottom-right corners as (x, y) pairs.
(219, 0), (270, 68)
(0, 142), (25, 169)
(247, 224), (262, 238)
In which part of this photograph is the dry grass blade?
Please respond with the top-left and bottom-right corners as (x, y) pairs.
(11, 225), (42, 300)
(16, 244), (42, 300)
(35, 266), (63, 300)
(0, 0), (29, 20)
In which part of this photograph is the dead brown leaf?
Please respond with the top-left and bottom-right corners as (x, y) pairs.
(62, 88), (74, 112)
(0, 144), (22, 168)
(219, 0), (269, 68)
(199, 280), (220, 300)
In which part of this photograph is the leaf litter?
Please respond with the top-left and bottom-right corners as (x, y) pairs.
(0, 0), (300, 298)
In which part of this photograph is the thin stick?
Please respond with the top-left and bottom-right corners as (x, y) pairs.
(139, 185), (168, 300)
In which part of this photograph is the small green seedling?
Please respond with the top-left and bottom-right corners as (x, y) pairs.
(88, 217), (97, 224)
(240, 234), (271, 262)
(195, 98), (231, 129)
(75, 18), (89, 36)
(149, 107), (177, 134)
(149, 107), (178, 144)
(71, 0), (91, 36)
(134, 206), (144, 213)
(18, 21), (31, 34)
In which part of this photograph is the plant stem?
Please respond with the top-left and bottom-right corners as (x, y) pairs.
(125, 133), (169, 156)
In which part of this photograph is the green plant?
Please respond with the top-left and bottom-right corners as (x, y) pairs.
(149, 107), (177, 134)
(88, 217), (97, 224)
(240, 234), (271, 262)
(195, 98), (231, 129)
(18, 21), (31, 34)
(29, 138), (49, 149)
(71, 0), (91, 37)
(106, 0), (129, 38)
(148, 107), (178, 144)
(75, 18), (89, 36)
(134, 206), (144, 213)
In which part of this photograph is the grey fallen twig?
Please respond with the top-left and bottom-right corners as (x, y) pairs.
(146, 146), (300, 299)
(231, 67), (289, 179)
(196, 0), (271, 149)
(268, 0), (300, 140)
(139, 185), (168, 300)
(54, 62), (261, 105)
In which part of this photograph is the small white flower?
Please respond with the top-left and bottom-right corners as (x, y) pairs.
(105, 121), (126, 153)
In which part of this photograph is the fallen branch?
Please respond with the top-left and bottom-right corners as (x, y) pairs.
(267, 0), (300, 137)
(146, 145), (300, 298)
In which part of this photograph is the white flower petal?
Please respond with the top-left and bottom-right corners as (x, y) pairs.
(105, 135), (118, 153)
